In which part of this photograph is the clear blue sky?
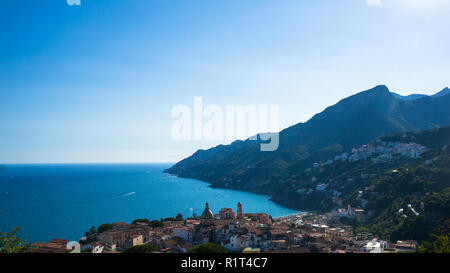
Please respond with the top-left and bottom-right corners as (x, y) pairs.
(1, 0), (449, 163)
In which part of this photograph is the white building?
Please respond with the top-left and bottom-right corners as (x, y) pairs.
(360, 239), (388, 253)
(333, 205), (355, 218)
(224, 235), (249, 252)
(82, 242), (104, 253)
(172, 227), (193, 242)
(67, 241), (81, 253)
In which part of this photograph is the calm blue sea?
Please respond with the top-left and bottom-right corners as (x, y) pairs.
(0, 163), (297, 243)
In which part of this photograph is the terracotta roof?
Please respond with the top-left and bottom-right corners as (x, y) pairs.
(32, 247), (68, 253)
(49, 238), (68, 244)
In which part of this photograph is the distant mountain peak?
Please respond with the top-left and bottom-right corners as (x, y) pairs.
(350, 85), (393, 104)
(360, 85), (390, 95)
(433, 87), (450, 98)
(372, 84), (390, 92)
(366, 85), (392, 95)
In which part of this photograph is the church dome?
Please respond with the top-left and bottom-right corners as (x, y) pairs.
(200, 202), (215, 219)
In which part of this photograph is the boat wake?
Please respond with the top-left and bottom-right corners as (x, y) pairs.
(120, 192), (136, 197)
(109, 192), (137, 200)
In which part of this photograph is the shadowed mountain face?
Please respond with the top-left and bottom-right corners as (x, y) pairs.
(392, 87), (449, 101)
(392, 93), (428, 101)
(165, 85), (450, 193)
(433, 87), (450, 98)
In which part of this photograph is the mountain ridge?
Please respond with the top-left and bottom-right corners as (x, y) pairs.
(165, 85), (450, 203)
(272, 126), (450, 242)
(392, 86), (449, 101)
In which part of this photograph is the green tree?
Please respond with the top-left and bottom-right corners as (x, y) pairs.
(149, 220), (164, 228)
(0, 228), (31, 253)
(132, 219), (150, 225)
(88, 226), (96, 234)
(83, 226), (97, 243)
(188, 243), (229, 253)
(176, 213), (183, 221)
(123, 244), (157, 253)
(97, 223), (114, 234)
(418, 233), (450, 253)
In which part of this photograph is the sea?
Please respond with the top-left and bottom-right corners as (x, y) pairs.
(0, 163), (298, 243)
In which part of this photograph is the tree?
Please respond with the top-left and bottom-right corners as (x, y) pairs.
(97, 223), (114, 234)
(188, 243), (229, 253)
(418, 233), (450, 253)
(149, 220), (164, 228)
(0, 228), (31, 253)
(122, 244), (157, 253)
(83, 226), (97, 243)
(176, 213), (183, 221)
(132, 219), (150, 225)
(85, 233), (96, 243)
(88, 226), (96, 234)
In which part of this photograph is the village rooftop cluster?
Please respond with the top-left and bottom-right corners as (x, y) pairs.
(308, 139), (427, 171)
(31, 202), (418, 253)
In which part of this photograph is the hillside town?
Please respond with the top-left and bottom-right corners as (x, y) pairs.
(289, 140), (430, 211)
(308, 139), (427, 171)
(31, 201), (418, 253)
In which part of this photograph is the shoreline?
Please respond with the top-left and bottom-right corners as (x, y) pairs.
(1, 164), (300, 243)
(167, 171), (309, 214)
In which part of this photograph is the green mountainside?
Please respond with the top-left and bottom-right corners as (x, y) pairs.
(273, 126), (450, 241)
(166, 85), (450, 192)
(165, 86), (450, 242)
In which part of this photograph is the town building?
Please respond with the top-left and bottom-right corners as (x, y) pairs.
(218, 208), (236, 220)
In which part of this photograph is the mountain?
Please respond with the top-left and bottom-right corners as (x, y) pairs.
(392, 87), (449, 101)
(276, 126), (450, 242)
(165, 85), (450, 197)
(392, 93), (428, 101)
(433, 87), (450, 98)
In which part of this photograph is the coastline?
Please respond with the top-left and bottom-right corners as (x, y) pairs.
(165, 171), (308, 213)
(0, 163), (299, 243)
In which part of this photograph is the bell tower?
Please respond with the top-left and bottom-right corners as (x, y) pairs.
(237, 202), (243, 219)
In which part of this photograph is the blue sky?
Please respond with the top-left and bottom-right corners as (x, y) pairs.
(1, 0), (449, 163)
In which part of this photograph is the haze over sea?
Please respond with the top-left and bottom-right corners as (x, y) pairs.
(0, 163), (297, 242)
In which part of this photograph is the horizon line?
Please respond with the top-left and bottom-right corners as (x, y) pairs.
(0, 162), (176, 165)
